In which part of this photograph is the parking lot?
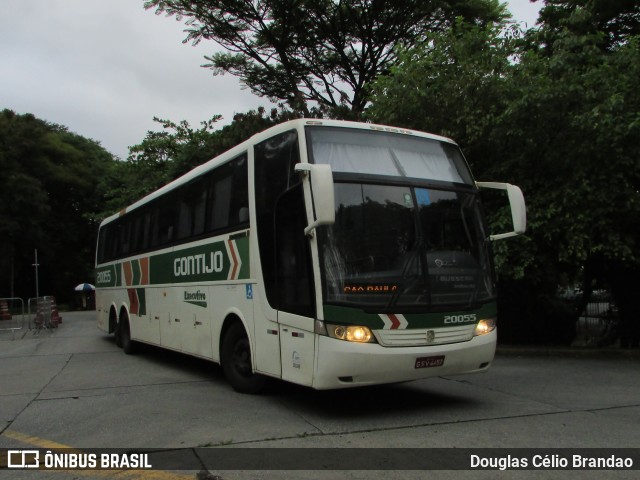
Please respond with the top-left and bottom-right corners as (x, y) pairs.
(1, 310), (639, 479)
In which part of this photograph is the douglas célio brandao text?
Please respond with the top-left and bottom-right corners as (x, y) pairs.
(470, 453), (634, 470)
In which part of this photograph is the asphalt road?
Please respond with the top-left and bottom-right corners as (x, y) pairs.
(1, 310), (639, 479)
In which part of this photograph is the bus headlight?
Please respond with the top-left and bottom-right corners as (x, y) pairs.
(474, 318), (497, 336)
(325, 323), (375, 343)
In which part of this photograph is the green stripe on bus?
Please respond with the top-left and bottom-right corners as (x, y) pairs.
(97, 237), (250, 287)
(149, 237), (250, 285)
(95, 264), (119, 287)
(137, 288), (146, 316)
(132, 259), (141, 286)
(236, 237), (250, 280)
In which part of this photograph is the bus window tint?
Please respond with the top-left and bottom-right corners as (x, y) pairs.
(153, 197), (178, 247)
(207, 155), (248, 232)
(177, 180), (207, 240)
(254, 131), (300, 309)
(117, 220), (131, 258)
(96, 153), (249, 263)
(209, 174), (233, 231)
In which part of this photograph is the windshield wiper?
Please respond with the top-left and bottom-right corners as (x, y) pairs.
(384, 236), (428, 311)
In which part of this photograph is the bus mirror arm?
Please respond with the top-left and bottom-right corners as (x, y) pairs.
(295, 163), (336, 237)
(476, 182), (526, 241)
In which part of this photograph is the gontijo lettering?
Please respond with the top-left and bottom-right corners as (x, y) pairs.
(174, 251), (224, 277)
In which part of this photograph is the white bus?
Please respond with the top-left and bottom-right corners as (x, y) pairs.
(95, 119), (525, 393)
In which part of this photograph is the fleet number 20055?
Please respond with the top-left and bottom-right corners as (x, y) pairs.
(443, 314), (477, 324)
(97, 270), (112, 284)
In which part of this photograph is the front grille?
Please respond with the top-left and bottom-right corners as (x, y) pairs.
(374, 324), (475, 347)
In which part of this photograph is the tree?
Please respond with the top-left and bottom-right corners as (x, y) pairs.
(0, 109), (115, 303)
(145, 0), (507, 118)
(367, 20), (520, 161)
(367, 3), (640, 344)
(537, 0), (640, 51)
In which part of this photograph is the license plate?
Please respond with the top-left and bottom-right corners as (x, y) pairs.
(415, 355), (445, 369)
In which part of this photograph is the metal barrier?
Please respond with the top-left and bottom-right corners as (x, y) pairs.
(0, 297), (26, 339)
(27, 296), (63, 334)
(574, 290), (619, 346)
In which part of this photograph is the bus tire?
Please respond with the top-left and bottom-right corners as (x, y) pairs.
(113, 309), (123, 348)
(221, 322), (267, 394)
(120, 314), (137, 355)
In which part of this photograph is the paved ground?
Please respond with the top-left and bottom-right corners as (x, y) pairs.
(1, 310), (639, 479)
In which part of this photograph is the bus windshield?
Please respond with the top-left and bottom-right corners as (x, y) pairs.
(308, 127), (494, 310)
(307, 126), (474, 184)
(319, 183), (494, 310)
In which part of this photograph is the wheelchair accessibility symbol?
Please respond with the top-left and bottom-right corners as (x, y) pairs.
(246, 284), (253, 299)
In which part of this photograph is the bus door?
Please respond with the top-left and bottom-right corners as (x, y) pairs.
(253, 130), (315, 383)
(274, 183), (316, 385)
(158, 287), (182, 352)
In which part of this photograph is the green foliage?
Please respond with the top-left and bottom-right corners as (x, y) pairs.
(500, 31), (639, 273)
(367, 20), (520, 156)
(367, 0), (640, 343)
(0, 109), (115, 301)
(368, 9), (640, 284)
(538, 0), (640, 51)
(144, 0), (507, 117)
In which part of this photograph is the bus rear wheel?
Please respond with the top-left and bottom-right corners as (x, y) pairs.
(119, 314), (137, 355)
(221, 322), (266, 394)
(112, 309), (123, 348)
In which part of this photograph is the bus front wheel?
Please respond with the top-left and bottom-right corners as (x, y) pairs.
(221, 322), (267, 394)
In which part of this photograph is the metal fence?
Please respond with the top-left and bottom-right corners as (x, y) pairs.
(0, 297), (26, 339)
(27, 296), (63, 334)
(573, 290), (619, 347)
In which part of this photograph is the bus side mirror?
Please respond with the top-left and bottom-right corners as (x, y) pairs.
(476, 182), (526, 241)
(295, 163), (335, 236)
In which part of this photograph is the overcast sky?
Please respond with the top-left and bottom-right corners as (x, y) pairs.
(0, 0), (542, 160)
